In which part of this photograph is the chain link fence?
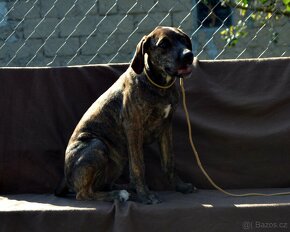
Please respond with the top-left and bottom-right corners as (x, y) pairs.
(0, 0), (289, 67)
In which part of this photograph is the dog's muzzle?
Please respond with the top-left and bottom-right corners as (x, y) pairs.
(181, 49), (194, 65)
(176, 49), (194, 78)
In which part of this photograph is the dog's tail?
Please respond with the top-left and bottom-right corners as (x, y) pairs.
(54, 177), (69, 197)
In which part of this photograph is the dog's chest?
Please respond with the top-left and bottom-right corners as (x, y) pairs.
(163, 104), (172, 119)
(142, 103), (174, 143)
(147, 102), (174, 121)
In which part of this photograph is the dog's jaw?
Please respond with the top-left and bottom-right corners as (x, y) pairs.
(144, 53), (175, 84)
(176, 64), (193, 78)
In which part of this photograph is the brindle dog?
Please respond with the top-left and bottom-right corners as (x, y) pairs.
(56, 26), (195, 204)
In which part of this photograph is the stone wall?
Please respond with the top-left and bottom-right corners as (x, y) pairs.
(0, 0), (289, 67)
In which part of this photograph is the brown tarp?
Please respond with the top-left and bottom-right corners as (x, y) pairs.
(1, 58), (290, 231)
(1, 190), (290, 232)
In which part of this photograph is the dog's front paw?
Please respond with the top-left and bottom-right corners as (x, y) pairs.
(176, 182), (197, 194)
(138, 191), (162, 204)
(118, 190), (130, 202)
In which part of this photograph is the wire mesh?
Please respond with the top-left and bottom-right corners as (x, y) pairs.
(0, 0), (289, 67)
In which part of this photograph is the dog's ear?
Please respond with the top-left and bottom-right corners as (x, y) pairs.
(130, 35), (149, 74)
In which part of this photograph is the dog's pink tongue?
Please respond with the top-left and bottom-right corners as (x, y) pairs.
(177, 65), (193, 75)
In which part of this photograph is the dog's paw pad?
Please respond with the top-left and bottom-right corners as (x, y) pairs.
(118, 190), (130, 202)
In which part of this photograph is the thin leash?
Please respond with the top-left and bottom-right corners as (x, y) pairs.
(145, 68), (290, 197)
(179, 78), (290, 197)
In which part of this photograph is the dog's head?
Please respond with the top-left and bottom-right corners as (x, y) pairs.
(131, 26), (194, 79)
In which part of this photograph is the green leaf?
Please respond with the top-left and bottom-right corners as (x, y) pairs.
(241, 0), (248, 5)
(283, 0), (290, 12)
(229, 38), (238, 47)
(240, 9), (247, 16)
(220, 30), (227, 36)
(265, 12), (272, 19)
(259, 0), (268, 4)
(201, 0), (209, 5)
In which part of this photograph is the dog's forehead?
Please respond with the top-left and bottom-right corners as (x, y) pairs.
(149, 27), (184, 41)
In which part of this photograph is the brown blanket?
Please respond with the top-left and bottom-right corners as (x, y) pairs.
(1, 58), (290, 232)
(1, 190), (290, 232)
(0, 58), (290, 194)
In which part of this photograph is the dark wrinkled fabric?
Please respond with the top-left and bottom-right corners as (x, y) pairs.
(1, 58), (290, 231)
(1, 190), (290, 232)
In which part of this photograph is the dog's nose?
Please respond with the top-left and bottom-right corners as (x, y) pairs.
(181, 49), (194, 65)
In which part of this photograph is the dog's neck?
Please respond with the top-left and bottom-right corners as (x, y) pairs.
(143, 54), (176, 89)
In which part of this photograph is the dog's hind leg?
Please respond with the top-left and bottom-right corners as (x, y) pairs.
(74, 165), (130, 202)
(70, 139), (129, 202)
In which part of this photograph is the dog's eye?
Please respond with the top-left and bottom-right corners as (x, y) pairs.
(157, 39), (170, 49)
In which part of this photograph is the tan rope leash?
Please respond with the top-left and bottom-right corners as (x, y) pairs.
(144, 68), (177, 89)
(179, 78), (290, 197)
